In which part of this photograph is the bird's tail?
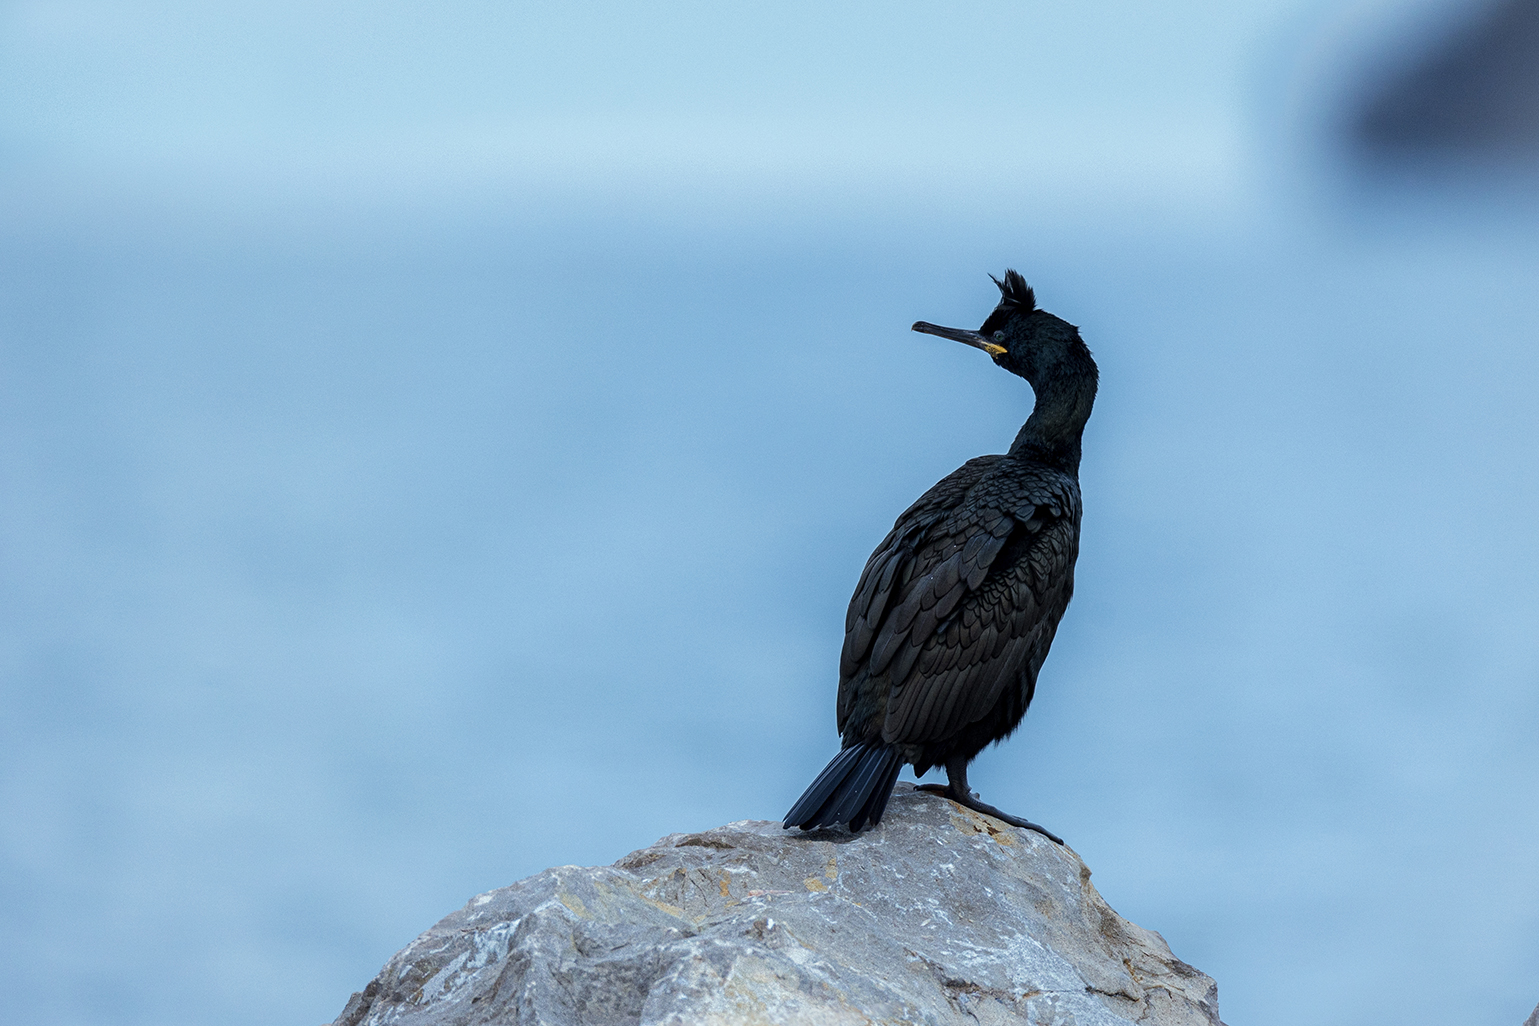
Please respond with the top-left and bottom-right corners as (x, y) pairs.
(783, 741), (903, 832)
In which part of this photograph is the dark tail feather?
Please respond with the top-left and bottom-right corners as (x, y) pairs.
(783, 742), (902, 831)
(824, 746), (889, 826)
(782, 746), (864, 826)
(858, 752), (905, 828)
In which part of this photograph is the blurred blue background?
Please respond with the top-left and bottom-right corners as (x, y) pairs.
(2, 2), (1537, 1024)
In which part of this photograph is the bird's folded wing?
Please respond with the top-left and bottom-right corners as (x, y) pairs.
(837, 459), (997, 729)
(875, 505), (1076, 742)
(880, 587), (1045, 744)
(863, 507), (1019, 683)
(838, 460), (1074, 733)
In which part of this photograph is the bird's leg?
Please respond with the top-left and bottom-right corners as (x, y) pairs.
(919, 757), (1064, 845)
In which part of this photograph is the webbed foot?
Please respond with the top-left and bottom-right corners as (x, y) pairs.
(916, 778), (1064, 844)
(953, 793), (1064, 845)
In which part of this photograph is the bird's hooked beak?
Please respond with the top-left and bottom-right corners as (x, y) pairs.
(911, 321), (1008, 357)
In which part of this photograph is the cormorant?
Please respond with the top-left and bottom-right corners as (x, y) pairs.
(783, 270), (1096, 843)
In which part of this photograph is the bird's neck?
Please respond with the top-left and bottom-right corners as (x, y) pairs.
(1007, 372), (1097, 472)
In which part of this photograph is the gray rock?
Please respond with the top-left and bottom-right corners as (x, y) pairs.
(332, 784), (1224, 1026)
(1525, 1000), (1539, 1026)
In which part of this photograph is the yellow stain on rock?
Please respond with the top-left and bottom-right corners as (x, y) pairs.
(642, 896), (684, 917)
(949, 808), (1015, 844)
(823, 856), (839, 881)
(704, 955), (877, 1026)
(558, 892), (590, 918)
(803, 877), (828, 893)
(719, 876), (731, 897)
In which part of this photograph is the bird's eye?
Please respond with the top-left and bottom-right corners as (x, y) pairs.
(992, 332), (1005, 342)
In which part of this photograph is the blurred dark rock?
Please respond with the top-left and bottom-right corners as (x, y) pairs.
(1353, 0), (1539, 161)
(330, 784), (1223, 1026)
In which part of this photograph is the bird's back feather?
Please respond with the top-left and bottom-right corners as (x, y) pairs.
(837, 455), (1081, 750)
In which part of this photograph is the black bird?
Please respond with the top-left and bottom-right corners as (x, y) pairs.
(783, 271), (1096, 843)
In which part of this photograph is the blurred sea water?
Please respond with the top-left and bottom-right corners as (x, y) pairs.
(3, 2), (1538, 1025)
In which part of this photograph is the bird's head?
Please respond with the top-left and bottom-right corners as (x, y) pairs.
(911, 269), (1086, 387)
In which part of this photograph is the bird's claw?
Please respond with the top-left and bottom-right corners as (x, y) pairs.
(916, 786), (1065, 845)
(977, 808), (1064, 845)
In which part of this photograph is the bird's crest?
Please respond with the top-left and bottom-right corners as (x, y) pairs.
(989, 269), (1036, 312)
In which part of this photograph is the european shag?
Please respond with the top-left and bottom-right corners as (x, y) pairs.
(783, 271), (1096, 843)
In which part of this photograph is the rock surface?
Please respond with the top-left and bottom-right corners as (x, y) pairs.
(332, 784), (1224, 1026)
